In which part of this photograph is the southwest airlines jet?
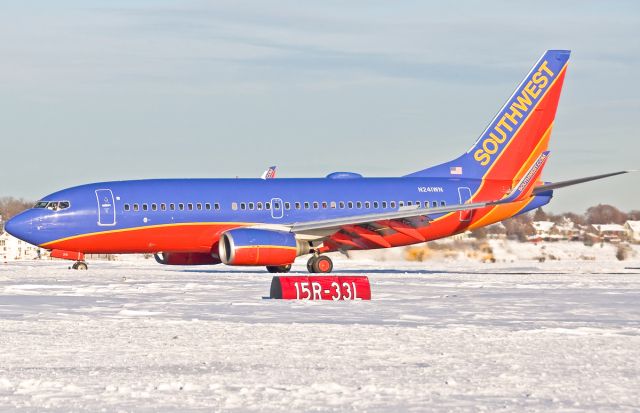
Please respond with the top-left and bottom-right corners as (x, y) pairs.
(5, 50), (632, 272)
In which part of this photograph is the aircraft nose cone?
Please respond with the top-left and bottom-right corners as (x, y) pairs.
(4, 214), (32, 241)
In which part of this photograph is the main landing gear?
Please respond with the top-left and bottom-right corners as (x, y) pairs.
(265, 255), (334, 274)
(306, 255), (333, 274)
(71, 261), (88, 270)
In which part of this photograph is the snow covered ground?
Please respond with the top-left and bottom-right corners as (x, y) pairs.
(1, 255), (639, 412)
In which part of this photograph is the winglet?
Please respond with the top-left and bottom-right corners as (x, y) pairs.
(502, 151), (550, 203)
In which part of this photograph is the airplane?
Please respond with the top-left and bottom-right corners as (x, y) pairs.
(4, 50), (634, 272)
(261, 166), (277, 179)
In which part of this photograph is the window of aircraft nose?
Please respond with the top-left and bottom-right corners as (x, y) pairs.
(34, 201), (49, 208)
(47, 202), (59, 211)
(58, 201), (70, 210)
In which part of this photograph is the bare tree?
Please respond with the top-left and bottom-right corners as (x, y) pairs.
(0, 197), (33, 221)
(586, 204), (627, 225)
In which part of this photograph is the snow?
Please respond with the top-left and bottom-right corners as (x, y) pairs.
(1, 253), (639, 412)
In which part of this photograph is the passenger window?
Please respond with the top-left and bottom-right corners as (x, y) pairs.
(248, 202), (254, 210)
(274, 202), (281, 209)
(214, 203), (220, 210)
(398, 201), (404, 207)
(133, 204), (139, 212)
(295, 202), (301, 210)
(322, 201), (328, 209)
(348, 201), (353, 209)
(142, 204), (148, 211)
(151, 204), (157, 211)
(339, 201), (345, 209)
(330, 201), (336, 209)
(382, 201), (387, 209)
(170, 203), (175, 211)
(407, 201), (412, 206)
(440, 201), (446, 207)
(365, 201), (370, 208)
(187, 203), (193, 211)
(373, 201), (379, 208)
(313, 202), (319, 209)
(178, 203), (185, 210)
(205, 203), (211, 210)
(356, 201), (362, 208)
(284, 202), (291, 210)
(304, 202), (310, 209)
(231, 202), (238, 211)
(124, 204), (130, 211)
(161, 203), (167, 211)
(265, 203), (271, 210)
(415, 201), (421, 207)
(390, 201), (396, 208)
(257, 202), (263, 210)
(240, 203), (246, 210)
(432, 201), (438, 208)
(197, 203), (202, 210)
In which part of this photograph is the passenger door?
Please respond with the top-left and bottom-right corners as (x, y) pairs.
(95, 189), (116, 226)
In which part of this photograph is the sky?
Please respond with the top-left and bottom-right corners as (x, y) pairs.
(1, 0), (639, 213)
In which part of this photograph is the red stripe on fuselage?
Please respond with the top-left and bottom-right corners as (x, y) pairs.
(44, 223), (244, 254)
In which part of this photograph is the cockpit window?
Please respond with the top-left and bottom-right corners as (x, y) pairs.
(34, 200), (71, 211)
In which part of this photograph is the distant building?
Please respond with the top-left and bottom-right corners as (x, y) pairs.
(624, 221), (640, 243)
(0, 231), (42, 261)
(591, 224), (627, 243)
(532, 221), (555, 237)
(554, 217), (582, 241)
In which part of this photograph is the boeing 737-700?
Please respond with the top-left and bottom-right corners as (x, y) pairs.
(5, 50), (633, 272)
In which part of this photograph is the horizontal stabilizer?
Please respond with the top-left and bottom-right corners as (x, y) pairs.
(533, 170), (635, 194)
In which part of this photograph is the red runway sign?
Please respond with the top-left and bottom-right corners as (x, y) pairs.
(270, 276), (371, 300)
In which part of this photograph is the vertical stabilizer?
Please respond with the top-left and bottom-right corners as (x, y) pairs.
(406, 50), (570, 182)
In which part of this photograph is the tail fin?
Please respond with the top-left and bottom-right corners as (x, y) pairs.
(406, 50), (570, 181)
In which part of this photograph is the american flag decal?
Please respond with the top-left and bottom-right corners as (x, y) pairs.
(450, 166), (463, 175)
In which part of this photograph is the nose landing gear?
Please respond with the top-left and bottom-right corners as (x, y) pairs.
(306, 255), (333, 273)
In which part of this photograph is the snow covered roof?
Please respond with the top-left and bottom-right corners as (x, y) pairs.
(592, 224), (626, 233)
(532, 221), (555, 231)
(625, 220), (640, 233)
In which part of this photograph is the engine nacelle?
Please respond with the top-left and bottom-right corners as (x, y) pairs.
(219, 228), (310, 266)
(154, 252), (221, 266)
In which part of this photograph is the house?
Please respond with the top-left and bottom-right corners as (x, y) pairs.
(554, 217), (582, 241)
(624, 221), (640, 242)
(0, 230), (42, 261)
(591, 224), (627, 243)
(530, 221), (556, 241)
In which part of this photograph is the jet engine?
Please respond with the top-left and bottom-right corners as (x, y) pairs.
(219, 228), (310, 266)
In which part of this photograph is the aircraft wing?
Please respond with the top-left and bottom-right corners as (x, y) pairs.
(290, 200), (497, 237)
(290, 151), (550, 238)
